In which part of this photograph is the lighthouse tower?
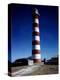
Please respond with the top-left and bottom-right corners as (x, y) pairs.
(32, 8), (41, 63)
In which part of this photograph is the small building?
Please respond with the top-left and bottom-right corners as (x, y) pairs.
(28, 59), (33, 65)
(12, 58), (33, 66)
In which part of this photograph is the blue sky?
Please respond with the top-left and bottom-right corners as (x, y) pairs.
(9, 4), (58, 62)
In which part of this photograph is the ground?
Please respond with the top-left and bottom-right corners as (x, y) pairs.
(31, 65), (58, 75)
(8, 64), (58, 76)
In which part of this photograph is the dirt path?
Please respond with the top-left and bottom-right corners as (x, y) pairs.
(11, 64), (41, 76)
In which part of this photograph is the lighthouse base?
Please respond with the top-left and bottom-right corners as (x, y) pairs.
(33, 59), (41, 63)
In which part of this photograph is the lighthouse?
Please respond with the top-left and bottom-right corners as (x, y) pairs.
(32, 8), (41, 63)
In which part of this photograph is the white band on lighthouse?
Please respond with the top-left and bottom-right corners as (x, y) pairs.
(34, 27), (39, 32)
(35, 18), (39, 24)
(32, 45), (40, 50)
(33, 54), (41, 59)
(32, 36), (40, 41)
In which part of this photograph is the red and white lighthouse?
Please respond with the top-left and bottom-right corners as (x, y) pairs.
(32, 8), (41, 63)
